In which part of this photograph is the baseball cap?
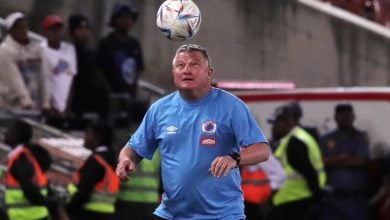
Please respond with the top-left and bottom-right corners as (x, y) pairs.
(68, 14), (90, 34)
(43, 15), (64, 30)
(267, 105), (297, 123)
(4, 12), (25, 30)
(287, 101), (303, 120)
(109, 1), (139, 25)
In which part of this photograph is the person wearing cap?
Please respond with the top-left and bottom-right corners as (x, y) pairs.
(267, 104), (327, 220)
(0, 12), (49, 110)
(67, 14), (110, 129)
(97, 1), (144, 98)
(287, 101), (320, 142)
(41, 15), (77, 129)
(319, 103), (370, 220)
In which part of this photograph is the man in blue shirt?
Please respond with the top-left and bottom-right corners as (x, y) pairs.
(116, 44), (269, 219)
(320, 103), (370, 220)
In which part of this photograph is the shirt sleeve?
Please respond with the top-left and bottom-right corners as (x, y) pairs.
(127, 108), (159, 160)
(231, 100), (268, 148)
(259, 152), (286, 190)
(40, 48), (51, 109)
(0, 48), (33, 107)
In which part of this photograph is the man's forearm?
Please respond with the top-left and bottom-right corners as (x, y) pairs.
(240, 142), (269, 166)
(118, 145), (143, 165)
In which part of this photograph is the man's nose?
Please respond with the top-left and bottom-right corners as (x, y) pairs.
(183, 65), (192, 74)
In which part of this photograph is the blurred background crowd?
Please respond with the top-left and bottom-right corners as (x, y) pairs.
(0, 0), (390, 220)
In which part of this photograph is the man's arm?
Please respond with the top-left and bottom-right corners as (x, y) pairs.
(210, 142), (269, 178)
(240, 142), (270, 166)
(11, 155), (46, 205)
(116, 145), (143, 181)
(287, 137), (322, 200)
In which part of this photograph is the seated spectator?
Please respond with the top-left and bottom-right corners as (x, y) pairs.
(67, 14), (110, 129)
(0, 12), (49, 111)
(41, 15), (77, 129)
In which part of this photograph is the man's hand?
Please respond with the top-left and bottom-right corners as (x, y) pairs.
(116, 158), (136, 181)
(209, 156), (237, 178)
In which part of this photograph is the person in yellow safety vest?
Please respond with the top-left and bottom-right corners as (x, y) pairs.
(4, 120), (58, 220)
(114, 151), (161, 220)
(65, 122), (119, 220)
(267, 104), (327, 220)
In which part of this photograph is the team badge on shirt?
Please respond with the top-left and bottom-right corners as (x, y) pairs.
(201, 120), (217, 135)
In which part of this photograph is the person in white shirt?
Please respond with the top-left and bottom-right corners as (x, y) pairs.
(41, 15), (77, 128)
(0, 12), (49, 110)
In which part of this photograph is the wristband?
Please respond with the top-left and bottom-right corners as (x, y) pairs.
(229, 152), (241, 166)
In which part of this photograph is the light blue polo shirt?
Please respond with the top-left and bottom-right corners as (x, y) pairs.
(128, 87), (268, 219)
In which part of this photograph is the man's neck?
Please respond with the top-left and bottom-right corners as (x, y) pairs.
(10, 35), (29, 45)
(179, 87), (212, 101)
(48, 41), (60, 50)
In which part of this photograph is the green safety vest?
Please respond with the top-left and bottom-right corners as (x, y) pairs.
(117, 152), (160, 203)
(5, 189), (48, 220)
(273, 126), (326, 206)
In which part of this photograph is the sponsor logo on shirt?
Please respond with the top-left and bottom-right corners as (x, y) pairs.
(167, 126), (178, 134)
(200, 138), (216, 146)
(202, 120), (217, 135)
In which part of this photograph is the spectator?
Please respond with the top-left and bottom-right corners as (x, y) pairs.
(0, 12), (49, 111)
(320, 103), (370, 220)
(97, 1), (144, 98)
(41, 15), (77, 128)
(267, 104), (327, 220)
(65, 122), (119, 220)
(3, 120), (58, 220)
(67, 14), (110, 128)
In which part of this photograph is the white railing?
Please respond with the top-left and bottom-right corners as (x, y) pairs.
(299, 0), (390, 39)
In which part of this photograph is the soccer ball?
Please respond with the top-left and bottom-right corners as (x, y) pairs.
(156, 0), (201, 41)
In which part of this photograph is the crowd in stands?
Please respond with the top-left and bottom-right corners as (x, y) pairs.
(0, 1), (146, 131)
(321, 0), (390, 28)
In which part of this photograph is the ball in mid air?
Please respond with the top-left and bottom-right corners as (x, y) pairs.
(156, 0), (201, 41)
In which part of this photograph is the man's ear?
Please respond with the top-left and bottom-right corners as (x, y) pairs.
(208, 67), (213, 79)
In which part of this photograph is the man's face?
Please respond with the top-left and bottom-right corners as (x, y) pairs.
(114, 11), (134, 31)
(45, 25), (64, 44)
(172, 51), (212, 91)
(83, 128), (96, 150)
(9, 19), (28, 44)
(335, 110), (355, 129)
(271, 119), (292, 141)
(3, 125), (16, 147)
(72, 27), (91, 44)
